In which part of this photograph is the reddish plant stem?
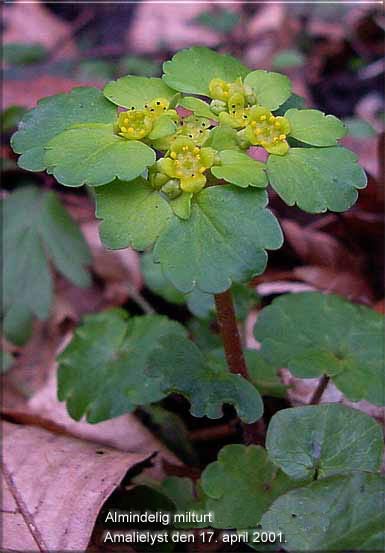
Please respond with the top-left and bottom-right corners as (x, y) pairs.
(309, 374), (330, 404)
(214, 290), (249, 380)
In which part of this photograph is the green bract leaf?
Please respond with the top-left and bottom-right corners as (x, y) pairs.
(11, 87), (116, 172)
(148, 114), (177, 140)
(211, 151), (268, 188)
(245, 351), (288, 398)
(178, 97), (218, 121)
(103, 76), (177, 109)
(44, 124), (155, 187)
(203, 126), (241, 151)
(273, 93), (305, 115)
(95, 177), (173, 250)
(285, 109), (347, 146)
(169, 192), (192, 220)
(261, 473), (385, 552)
(266, 404), (383, 481)
(3, 186), (91, 345)
(201, 445), (296, 528)
(254, 292), (385, 406)
(162, 47), (249, 95)
(267, 147), (367, 213)
(147, 335), (263, 423)
(244, 70), (292, 110)
(153, 186), (283, 293)
(58, 309), (187, 422)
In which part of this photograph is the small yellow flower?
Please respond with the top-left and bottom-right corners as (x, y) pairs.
(157, 137), (216, 193)
(116, 109), (153, 140)
(209, 77), (245, 103)
(144, 97), (176, 119)
(244, 106), (291, 155)
(177, 116), (211, 145)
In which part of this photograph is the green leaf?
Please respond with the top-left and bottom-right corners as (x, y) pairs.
(147, 335), (263, 422)
(267, 147), (367, 213)
(266, 404), (384, 481)
(285, 109), (347, 146)
(193, 9), (240, 33)
(261, 473), (385, 551)
(103, 76), (176, 109)
(212, 151), (268, 188)
(178, 97), (218, 121)
(95, 177), (173, 250)
(148, 114), (177, 140)
(169, 192), (192, 220)
(163, 47), (249, 95)
(58, 309), (187, 422)
(272, 49), (305, 70)
(3, 42), (47, 65)
(254, 292), (385, 405)
(2, 186), (91, 345)
(11, 87), (116, 172)
(201, 444), (297, 528)
(344, 117), (376, 138)
(203, 126), (241, 151)
(2, 105), (27, 132)
(153, 185), (283, 293)
(245, 350), (288, 398)
(273, 93), (305, 115)
(141, 251), (185, 304)
(244, 70), (292, 110)
(44, 124), (155, 187)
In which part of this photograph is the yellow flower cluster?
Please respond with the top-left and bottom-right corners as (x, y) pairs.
(116, 98), (177, 140)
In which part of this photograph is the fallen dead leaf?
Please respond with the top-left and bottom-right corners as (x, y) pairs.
(1, 421), (149, 552)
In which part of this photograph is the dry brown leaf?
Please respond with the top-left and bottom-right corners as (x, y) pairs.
(1, 421), (149, 552)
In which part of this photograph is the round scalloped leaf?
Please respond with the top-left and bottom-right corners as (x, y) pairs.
(141, 251), (185, 305)
(153, 185), (283, 294)
(44, 124), (155, 187)
(103, 76), (177, 109)
(261, 473), (385, 552)
(147, 335), (263, 423)
(57, 309), (187, 423)
(285, 108), (347, 146)
(178, 97), (218, 121)
(244, 70), (292, 110)
(95, 177), (173, 250)
(162, 47), (249, 95)
(254, 292), (384, 406)
(201, 444), (298, 529)
(10, 87), (116, 172)
(267, 147), (367, 213)
(211, 151), (268, 188)
(266, 404), (384, 481)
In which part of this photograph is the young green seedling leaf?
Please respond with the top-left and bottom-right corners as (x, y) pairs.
(254, 292), (385, 405)
(267, 147), (367, 213)
(58, 309), (187, 423)
(2, 186), (91, 345)
(95, 177), (173, 250)
(153, 185), (283, 293)
(147, 335), (263, 422)
(261, 473), (385, 552)
(266, 404), (384, 480)
(44, 124), (155, 187)
(201, 444), (298, 528)
(11, 87), (116, 171)
(162, 47), (249, 95)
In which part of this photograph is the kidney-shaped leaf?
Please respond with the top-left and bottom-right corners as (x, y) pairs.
(266, 404), (384, 481)
(267, 147), (367, 213)
(201, 444), (297, 529)
(162, 47), (249, 95)
(103, 76), (177, 109)
(285, 109), (347, 146)
(261, 473), (385, 552)
(3, 186), (91, 345)
(211, 151), (268, 188)
(44, 124), (155, 187)
(244, 70), (292, 110)
(11, 87), (116, 172)
(58, 309), (187, 423)
(95, 177), (173, 250)
(254, 292), (385, 406)
(147, 335), (263, 423)
(153, 185), (283, 293)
